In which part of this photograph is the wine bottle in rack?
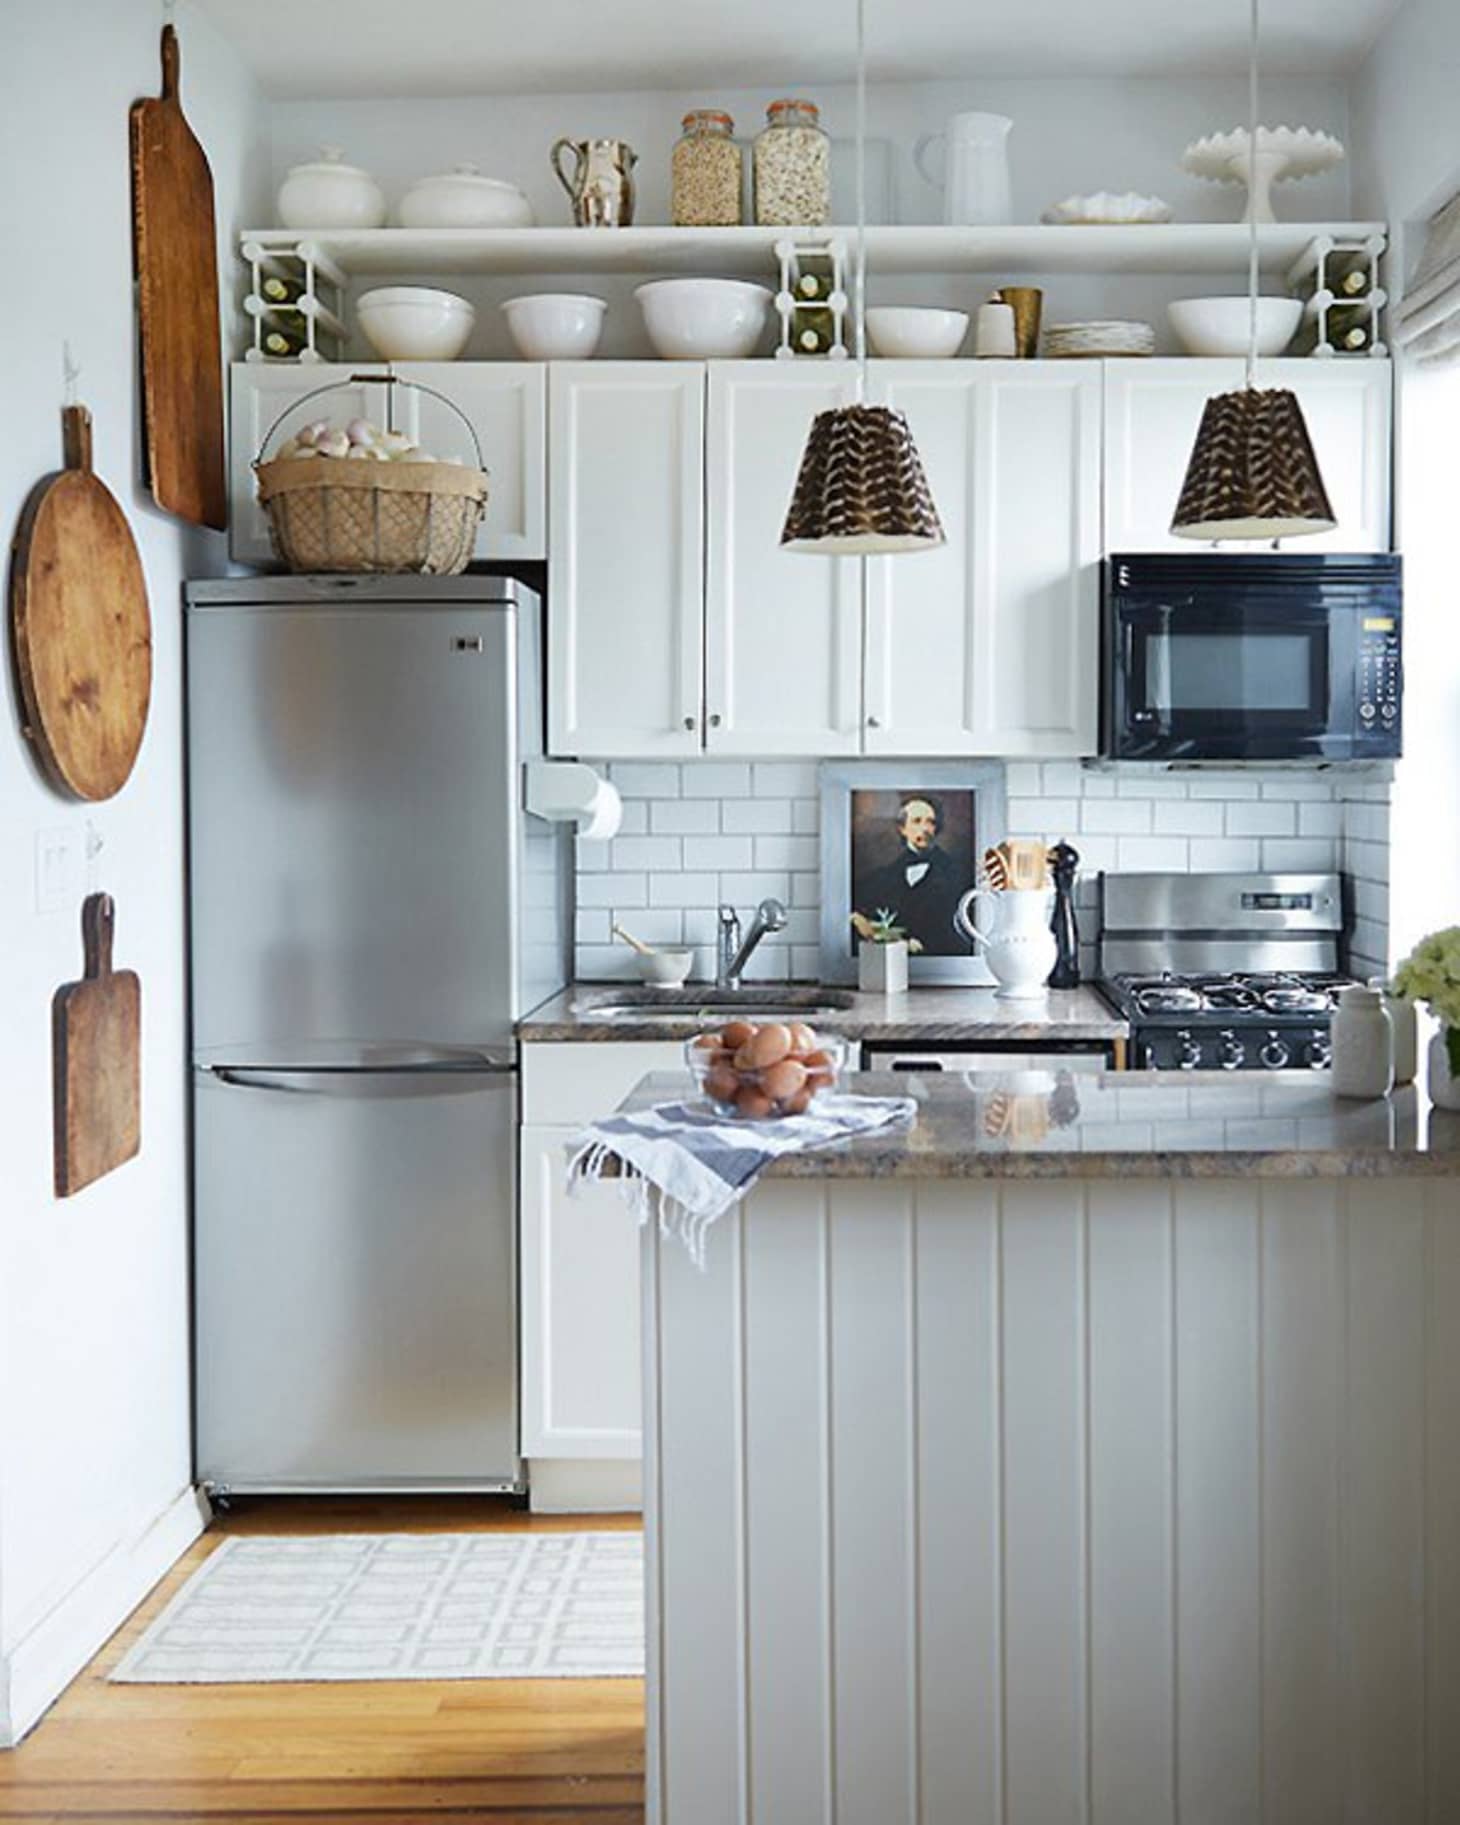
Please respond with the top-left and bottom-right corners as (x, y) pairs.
(793, 260), (835, 356)
(261, 324), (306, 358)
(260, 273), (305, 306)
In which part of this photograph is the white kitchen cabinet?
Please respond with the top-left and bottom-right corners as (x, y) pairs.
(705, 362), (863, 756)
(548, 363), (705, 758)
(1103, 357), (1392, 555)
(865, 362), (1102, 758)
(228, 362), (388, 565)
(391, 362), (545, 560)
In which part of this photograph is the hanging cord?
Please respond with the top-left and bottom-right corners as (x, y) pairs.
(1246, 0), (1259, 390)
(62, 341), (80, 407)
(854, 0), (867, 399)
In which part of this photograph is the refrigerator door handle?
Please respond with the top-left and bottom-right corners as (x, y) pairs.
(208, 1067), (513, 1100)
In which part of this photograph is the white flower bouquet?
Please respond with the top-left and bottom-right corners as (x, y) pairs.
(1394, 925), (1460, 1075)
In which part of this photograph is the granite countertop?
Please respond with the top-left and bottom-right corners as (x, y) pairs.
(520, 982), (1128, 1044)
(616, 1069), (1460, 1181)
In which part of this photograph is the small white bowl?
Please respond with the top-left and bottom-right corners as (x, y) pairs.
(356, 286), (475, 360)
(637, 949), (694, 987)
(635, 279), (772, 360)
(865, 306), (970, 358)
(501, 293), (607, 361)
(1167, 296), (1303, 357)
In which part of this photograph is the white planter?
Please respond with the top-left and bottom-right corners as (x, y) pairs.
(859, 940), (909, 995)
(1429, 1027), (1460, 1111)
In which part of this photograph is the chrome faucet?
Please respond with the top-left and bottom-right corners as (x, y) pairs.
(716, 898), (789, 990)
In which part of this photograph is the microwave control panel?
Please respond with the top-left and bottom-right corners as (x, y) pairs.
(1358, 614), (1401, 734)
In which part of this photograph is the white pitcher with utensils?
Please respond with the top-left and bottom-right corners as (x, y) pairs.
(914, 112), (1013, 225)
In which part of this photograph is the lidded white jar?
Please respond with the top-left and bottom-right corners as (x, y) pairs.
(277, 147), (386, 229)
(1330, 983), (1395, 1099)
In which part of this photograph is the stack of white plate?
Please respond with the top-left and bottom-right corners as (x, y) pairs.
(1044, 320), (1156, 359)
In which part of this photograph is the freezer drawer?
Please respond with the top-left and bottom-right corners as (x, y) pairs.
(194, 1065), (519, 1492)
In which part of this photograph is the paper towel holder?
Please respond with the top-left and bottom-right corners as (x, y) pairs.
(523, 761), (622, 842)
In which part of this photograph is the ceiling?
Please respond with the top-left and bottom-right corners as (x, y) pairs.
(194, 0), (1403, 98)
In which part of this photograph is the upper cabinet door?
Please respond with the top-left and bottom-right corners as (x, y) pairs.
(390, 362), (546, 560)
(1103, 357), (1393, 555)
(548, 363), (705, 759)
(228, 363), (388, 566)
(705, 362), (862, 756)
(866, 362), (1102, 758)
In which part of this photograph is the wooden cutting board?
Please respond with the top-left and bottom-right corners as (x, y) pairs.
(130, 24), (227, 530)
(53, 894), (141, 1198)
(10, 404), (152, 800)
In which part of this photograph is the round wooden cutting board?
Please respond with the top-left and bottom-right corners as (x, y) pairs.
(10, 405), (152, 801)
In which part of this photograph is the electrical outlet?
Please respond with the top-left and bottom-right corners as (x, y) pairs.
(35, 826), (79, 914)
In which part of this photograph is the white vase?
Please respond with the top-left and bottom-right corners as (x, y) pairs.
(954, 885), (1057, 1001)
(1330, 984), (1393, 1099)
(1429, 1028), (1460, 1111)
(859, 939), (909, 995)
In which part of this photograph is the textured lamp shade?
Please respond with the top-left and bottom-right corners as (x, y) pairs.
(781, 405), (945, 553)
(1172, 386), (1336, 541)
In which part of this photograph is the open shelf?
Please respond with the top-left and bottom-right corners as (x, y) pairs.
(239, 222), (1388, 281)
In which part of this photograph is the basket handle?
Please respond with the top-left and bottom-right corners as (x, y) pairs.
(255, 374), (486, 472)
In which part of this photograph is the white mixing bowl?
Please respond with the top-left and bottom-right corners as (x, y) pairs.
(865, 306), (970, 358)
(1167, 296), (1304, 357)
(636, 279), (772, 360)
(356, 286), (475, 360)
(502, 293), (607, 360)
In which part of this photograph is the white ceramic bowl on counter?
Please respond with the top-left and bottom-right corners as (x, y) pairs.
(1167, 295), (1304, 357)
(356, 286), (475, 360)
(501, 293), (607, 360)
(865, 306), (970, 358)
(635, 279), (772, 360)
(277, 147), (387, 229)
(397, 165), (535, 229)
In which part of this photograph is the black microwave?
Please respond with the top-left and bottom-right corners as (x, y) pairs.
(1103, 553), (1403, 762)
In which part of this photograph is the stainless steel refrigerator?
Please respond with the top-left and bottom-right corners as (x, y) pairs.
(185, 575), (570, 1496)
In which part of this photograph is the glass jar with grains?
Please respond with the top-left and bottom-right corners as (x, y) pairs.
(672, 110), (743, 226)
(753, 99), (830, 226)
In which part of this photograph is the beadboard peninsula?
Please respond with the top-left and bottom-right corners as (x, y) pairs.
(636, 1069), (1460, 1825)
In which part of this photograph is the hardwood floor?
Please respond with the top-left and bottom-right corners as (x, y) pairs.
(0, 1496), (645, 1823)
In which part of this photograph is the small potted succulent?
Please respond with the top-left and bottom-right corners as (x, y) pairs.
(1394, 926), (1460, 1111)
(852, 906), (917, 995)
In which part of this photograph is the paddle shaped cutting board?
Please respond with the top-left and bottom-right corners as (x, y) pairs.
(52, 894), (141, 1198)
(130, 24), (227, 530)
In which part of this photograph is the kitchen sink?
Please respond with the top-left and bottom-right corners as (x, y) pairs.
(571, 987), (857, 1023)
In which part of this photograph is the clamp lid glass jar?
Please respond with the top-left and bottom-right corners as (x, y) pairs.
(754, 98), (831, 227)
(672, 109), (743, 226)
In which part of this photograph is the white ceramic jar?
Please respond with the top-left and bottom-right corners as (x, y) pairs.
(1330, 984), (1394, 1098)
(397, 165), (534, 229)
(277, 147), (386, 229)
(1369, 978), (1418, 1086)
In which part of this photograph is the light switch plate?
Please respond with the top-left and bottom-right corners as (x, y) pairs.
(35, 826), (79, 914)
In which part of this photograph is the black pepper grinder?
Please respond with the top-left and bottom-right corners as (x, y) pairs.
(1049, 841), (1081, 989)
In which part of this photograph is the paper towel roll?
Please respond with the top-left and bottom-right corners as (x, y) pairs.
(578, 777), (622, 842)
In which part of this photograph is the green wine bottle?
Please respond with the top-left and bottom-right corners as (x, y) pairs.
(261, 274), (304, 306)
(262, 325), (306, 358)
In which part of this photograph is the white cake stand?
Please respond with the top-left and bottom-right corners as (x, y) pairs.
(1181, 126), (1345, 223)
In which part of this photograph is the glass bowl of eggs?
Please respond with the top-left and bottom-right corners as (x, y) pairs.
(685, 1020), (847, 1120)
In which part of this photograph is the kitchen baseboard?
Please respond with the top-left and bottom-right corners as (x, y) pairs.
(0, 1484), (208, 1747)
(527, 1458), (642, 1515)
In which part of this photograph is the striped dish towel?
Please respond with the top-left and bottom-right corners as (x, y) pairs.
(568, 1094), (916, 1266)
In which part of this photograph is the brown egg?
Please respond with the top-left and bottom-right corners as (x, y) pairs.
(744, 1023), (793, 1069)
(761, 1058), (808, 1104)
(802, 1048), (834, 1080)
(732, 1043), (760, 1073)
(705, 1065), (741, 1107)
(782, 1088), (813, 1115)
(735, 1085), (774, 1120)
(693, 1032), (722, 1052)
(720, 1020), (756, 1052)
(788, 1022), (818, 1055)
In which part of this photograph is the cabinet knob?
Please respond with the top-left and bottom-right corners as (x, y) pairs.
(867, 714), (881, 729)
(683, 715), (697, 731)
(709, 713), (723, 728)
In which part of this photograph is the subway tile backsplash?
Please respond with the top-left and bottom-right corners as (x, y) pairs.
(574, 760), (1393, 984)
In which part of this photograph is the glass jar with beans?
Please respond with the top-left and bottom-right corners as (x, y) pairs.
(753, 99), (831, 226)
(672, 109), (744, 226)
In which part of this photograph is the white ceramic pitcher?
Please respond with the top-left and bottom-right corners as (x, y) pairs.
(914, 112), (1013, 225)
(955, 885), (1056, 1000)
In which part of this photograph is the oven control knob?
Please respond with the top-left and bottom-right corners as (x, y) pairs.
(1217, 1030), (1246, 1071)
(1260, 1031), (1290, 1070)
(1175, 1031), (1201, 1071)
(1305, 1034), (1332, 1070)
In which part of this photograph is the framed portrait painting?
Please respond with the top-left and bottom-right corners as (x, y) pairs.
(819, 761), (1008, 985)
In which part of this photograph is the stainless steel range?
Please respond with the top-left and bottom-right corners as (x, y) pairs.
(1097, 872), (1358, 1072)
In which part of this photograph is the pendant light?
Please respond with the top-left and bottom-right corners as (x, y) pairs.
(1170, 0), (1336, 542)
(779, 0), (944, 553)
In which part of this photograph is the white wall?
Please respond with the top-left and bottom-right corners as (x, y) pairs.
(270, 74), (1352, 358)
(1349, 0), (1460, 973)
(0, 0), (267, 1744)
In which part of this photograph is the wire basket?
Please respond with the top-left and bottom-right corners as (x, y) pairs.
(254, 376), (489, 575)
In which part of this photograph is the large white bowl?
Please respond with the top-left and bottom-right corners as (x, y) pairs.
(635, 279), (772, 360)
(502, 293), (607, 360)
(397, 165), (534, 229)
(356, 286), (475, 360)
(1168, 296), (1303, 357)
(866, 306), (970, 358)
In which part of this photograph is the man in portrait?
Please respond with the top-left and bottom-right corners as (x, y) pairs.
(851, 793), (973, 957)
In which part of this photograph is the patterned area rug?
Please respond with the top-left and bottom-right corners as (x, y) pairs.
(111, 1531), (644, 1683)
